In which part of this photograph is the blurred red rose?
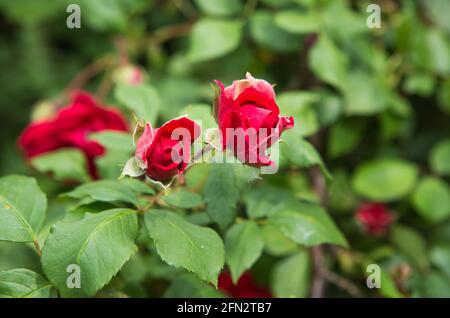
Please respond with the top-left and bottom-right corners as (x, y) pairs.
(214, 73), (294, 167)
(18, 92), (128, 178)
(356, 203), (394, 236)
(135, 117), (200, 182)
(218, 272), (272, 298)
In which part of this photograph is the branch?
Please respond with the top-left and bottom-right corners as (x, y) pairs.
(145, 22), (193, 46)
(311, 246), (326, 298)
(59, 56), (115, 103)
(322, 268), (363, 298)
(171, 0), (197, 20)
(309, 134), (327, 298)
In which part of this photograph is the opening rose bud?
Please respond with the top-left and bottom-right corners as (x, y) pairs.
(213, 72), (294, 167)
(135, 117), (200, 182)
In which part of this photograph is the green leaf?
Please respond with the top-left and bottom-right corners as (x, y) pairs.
(412, 177), (450, 223)
(403, 72), (436, 97)
(203, 164), (239, 229)
(315, 91), (343, 127)
(426, 29), (450, 76)
(280, 129), (332, 180)
(164, 273), (224, 298)
(194, 0), (243, 16)
(114, 83), (160, 124)
(0, 175), (47, 243)
(156, 77), (205, 121)
(261, 224), (298, 256)
(352, 159), (418, 202)
(321, 1), (368, 41)
(277, 91), (319, 137)
(274, 10), (320, 34)
(430, 139), (450, 176)
(343, 70), (389, 115)
(41, 209), (139, 297)
(390, 225), (428, 270)
(95, 149), (131, 180)
(268, 201), (348, 247)
(144, 210), (225, 286)
(63, 180), (140, 207)
(121, 178), (155, 195)
(225, 221), (264, 283)
(0, 268), (54, 298)
(162, 190), (204, 209)
(0, 0), (65, 26)
(438, 80), (450, 114)
(309, 33), (348, 90)
(430, 245), (450, 278)
(188, 19), (243, 62)
(329, 169), (358, 212)
(423, 272), (450, 297)
(89, 131), (134, 153)
(261, 0), (292, 7)
(250, 10), (301, 53)
(78, 0), (128, 31)
(187, 212), (212, 226)
(31, 149), (90, 183)
(422, 0), (450, 34)
(231, 162), (261, 189)
(244, 186), (298, 219)
(271, 251), (311, 298)
(328, 119), (364, 158)
(180, 104), (217, 132)
(379, 270), (403, 298)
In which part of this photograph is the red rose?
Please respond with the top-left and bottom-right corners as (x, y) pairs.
(218, 271), (272, 298)
(356, 203), (394, 236)
(18, 92), (128, 178)
(135, 117), (200, 182)
(214, 73), (294, 166)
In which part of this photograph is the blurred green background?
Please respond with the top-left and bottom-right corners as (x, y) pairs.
(1, 0), (450, 297)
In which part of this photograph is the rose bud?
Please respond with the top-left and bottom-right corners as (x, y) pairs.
(218, 271), (272, 298)
(18, 92), (128, 178)
(213, 72), (294, 167)
(355, 203), (394, 236)
(135, 117), (200, 182)
(113, 64), (145, 86)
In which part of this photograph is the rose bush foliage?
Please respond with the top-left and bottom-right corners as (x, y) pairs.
(0, 0), (450, 298)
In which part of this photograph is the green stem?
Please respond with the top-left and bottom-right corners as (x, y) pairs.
(33, 240), (42, 257)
